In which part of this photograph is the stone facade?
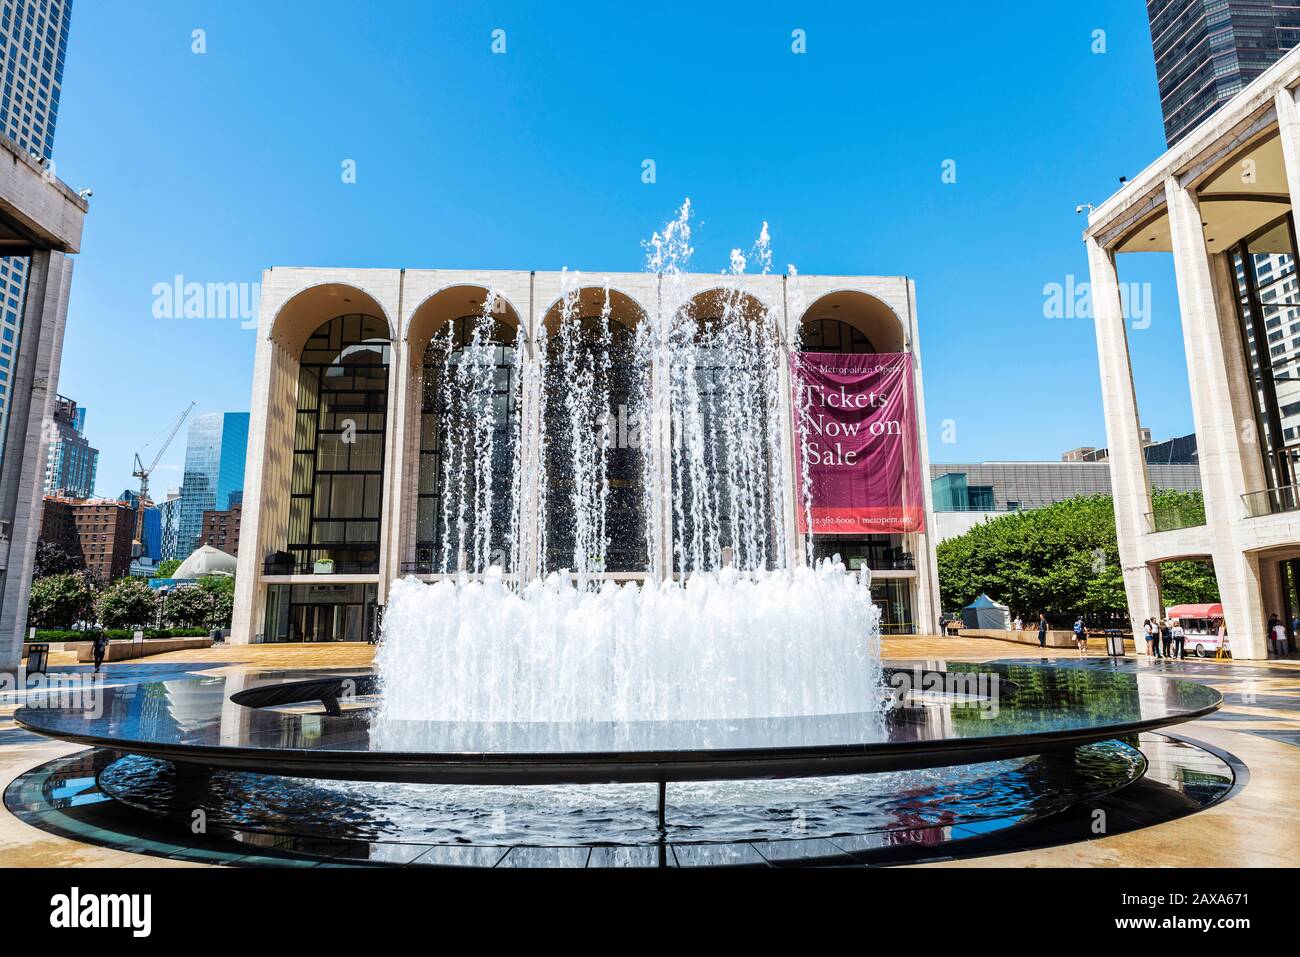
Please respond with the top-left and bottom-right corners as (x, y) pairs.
(231, 268), (941, 643)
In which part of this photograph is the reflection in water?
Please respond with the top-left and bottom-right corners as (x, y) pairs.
(99, 741), (1143, 846)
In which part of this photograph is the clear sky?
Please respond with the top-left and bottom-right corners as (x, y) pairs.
(50, 0), (1192, 496)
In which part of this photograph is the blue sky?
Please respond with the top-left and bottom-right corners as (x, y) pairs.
(51, 0), (1192, 496)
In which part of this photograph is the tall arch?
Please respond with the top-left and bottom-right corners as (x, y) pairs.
(247, 282), (397, 643)
(539, 287), (648, 574)
(400, 286), (524, 574)
(797, 290), (907, 353)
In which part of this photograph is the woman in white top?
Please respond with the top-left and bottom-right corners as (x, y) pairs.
(1273, 621), (1290, 658)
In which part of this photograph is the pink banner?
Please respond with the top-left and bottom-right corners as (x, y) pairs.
(792, 352), (926, 535)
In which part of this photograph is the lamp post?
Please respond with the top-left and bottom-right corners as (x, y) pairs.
(156, 585), (169, 632)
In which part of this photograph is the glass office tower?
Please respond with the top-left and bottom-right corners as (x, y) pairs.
(0, 0), (74, 464)
(42, 393), (96, 498)
(1149, 0), (1300, 146)
(177, 412), (250, 559)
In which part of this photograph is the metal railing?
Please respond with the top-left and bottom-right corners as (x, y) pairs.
(262, 558), (380, 576)
(1143, 504), (1207, 533)
(1242, 483), (1300, 518)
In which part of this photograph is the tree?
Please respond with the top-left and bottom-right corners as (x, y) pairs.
(936, 489), (1219, 621)
(197, 574), (235, 628)
(27, 573), (94, 629)
(34, 540), (83, 578)
(95, 577), (159, 629)
(154, 558), (182, 579)
(162, 586), (212, 628)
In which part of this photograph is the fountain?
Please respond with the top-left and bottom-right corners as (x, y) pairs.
(372, 201), (879, 729)
(9, 202), (1225, 867)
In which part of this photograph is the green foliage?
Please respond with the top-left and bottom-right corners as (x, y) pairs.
(936, 490), (1219, 620)
(158, 576), (235, 630)
(26, 573), (94, 629)
(163, 586), (212, 628)
(95, 577), (159, 629)
(34, 540), (83, 578)
(198, 575), (234, 628)
(154, 558), (182, 579)
(31, 628), (209, 642)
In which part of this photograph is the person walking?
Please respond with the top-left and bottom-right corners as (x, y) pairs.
(1172, 619), (1186, 660)
(1037, 613), (1049, 650)
(91, 632), (108, 674)
(1273, 618), (1290, 657)
(1073, 616), (1087, 656)
(1160, 617), (1173, 659)
(1143, 618), (1155, 657)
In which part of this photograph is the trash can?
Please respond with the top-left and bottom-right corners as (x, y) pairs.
(26, 642), (49, 674)
(1106, 630), (1125, 658)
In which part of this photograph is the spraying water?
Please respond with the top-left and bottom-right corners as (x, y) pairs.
(375, 201), (883, 725)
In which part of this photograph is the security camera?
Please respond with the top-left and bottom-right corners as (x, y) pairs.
(1075, 203), (1095, 215)
(77, 188), (93, 199)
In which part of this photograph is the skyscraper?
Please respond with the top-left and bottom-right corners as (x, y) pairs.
(42, 393), (96, 498)
(0, 0), (73, 463)
(158, 487), (182, 561)
(177, 412), (249, 559)
(1148, 1), (1300, 146)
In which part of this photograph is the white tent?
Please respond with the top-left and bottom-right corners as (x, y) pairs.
(174, 545), (237, 579)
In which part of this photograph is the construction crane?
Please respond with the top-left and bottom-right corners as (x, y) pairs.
(132, 401), (195, 546)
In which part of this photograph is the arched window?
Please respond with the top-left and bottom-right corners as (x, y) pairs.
(288, 314), (391, 574)
(542, 316), (646, 573)
(801, 318), (875, 353)
(669, 298), (786, 573)
(416, 316), (518, 572)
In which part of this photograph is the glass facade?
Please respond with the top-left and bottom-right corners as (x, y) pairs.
(177, 411), (249, 559)
(43, 393), (97, 498)
(544, 316), (645, 573)
(800, 317), (875, 353)
(413, 316), (516, 572)
(0, 0), (73, 465)
(1148, 0), (1300, 146)
(287, 314), (390, 574)
(262, 581), (379, 643)
(811, 534), (915, 571)
(1229, 213), (1300, 494)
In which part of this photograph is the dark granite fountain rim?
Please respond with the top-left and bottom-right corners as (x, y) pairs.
(13, 665), (1222, 785)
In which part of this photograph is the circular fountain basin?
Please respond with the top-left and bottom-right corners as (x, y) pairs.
(13, 665), (1220, 786)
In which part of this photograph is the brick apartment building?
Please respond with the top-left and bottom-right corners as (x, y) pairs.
(198, 503), (241, 557)
(39, 497), (137, 582)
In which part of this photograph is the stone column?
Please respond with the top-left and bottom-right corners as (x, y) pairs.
(1086, 236), (1161, 626)
(515, 321), (545, 583)
(0, 251), (73, 671)
(905, 279), (942, 633)
(1164, 176), (1269, 659)
(377, 302), (406, 602)
(1275, 87), (1300, 210)
(231, 298), (277, 645)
